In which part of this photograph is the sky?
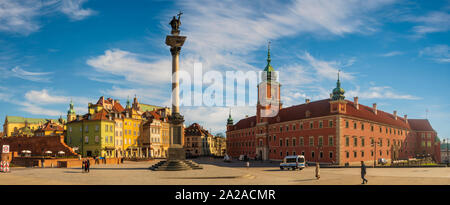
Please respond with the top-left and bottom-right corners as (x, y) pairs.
(0, 0), (449, 139)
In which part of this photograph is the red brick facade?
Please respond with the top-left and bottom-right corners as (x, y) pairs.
(0, 135), (78, 157)
(226, 69), (440, 165)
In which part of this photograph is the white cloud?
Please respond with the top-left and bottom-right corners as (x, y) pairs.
(183, 106), (255, 134)
(380, 51), (403, 57)
(0, 66), (53, 82)
(60, 0), (96, 21)
(18, 102), (64, 117)
(0, 0), (41, 35)
(419, 45), (450, 63)
(406, 11), (450, 36)
(299, 51), (355, 81)
(87, 49), (172, 85)
(0, 0), (95, 35)
(176, 0), (396, 72)
(101, 86), (170, 107)
(347, 86), (420, 100)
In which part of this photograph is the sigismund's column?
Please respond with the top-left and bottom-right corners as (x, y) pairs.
(166, 13), (186, 161)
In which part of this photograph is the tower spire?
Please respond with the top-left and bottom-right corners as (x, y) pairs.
(267, 41), (271, 65)
(331, 69), (345, 101)
(227, 108), (233, 125)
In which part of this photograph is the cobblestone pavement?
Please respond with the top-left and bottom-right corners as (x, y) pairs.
(1, 158), (449, 185)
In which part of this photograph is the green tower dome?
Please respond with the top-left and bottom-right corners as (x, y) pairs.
(331, 71), (345, 101)
(262, 41), (277, 82)
(67, 100), (75, 115)
(227, 109), (233, 125)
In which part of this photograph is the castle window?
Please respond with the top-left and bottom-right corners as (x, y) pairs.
(286, 125), (289, 132)
(319, 121), (323, 128)
(345, 121), (349, 128)
(310, 122), (314, 129)
(286, 139), (289, 147)
(309, 136), (314, 146)
(329, 152), (333, 159)
(354, 122), (357, 129)
(329, 120), (333, 128)
(346, 152), (349, 158)
(371, 125), (374, 132)
(311, 151), (315, 158)
(345, 136), (349, 146)
(318, 136), (323, 146)
(361, 137), (365, 147)
(279, 139), (283, 147)
(320, 151), (323, 159)
(328, 136), (334, 146)
(293, 138), (296, 146)
(353, 151), (357, 158)
(353, 136), (357, 147)
(361, 151), (365, 157)
(300, 137), (304, 146)
(361, 123), (364, 130)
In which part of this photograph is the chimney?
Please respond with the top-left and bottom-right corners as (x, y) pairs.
(373, 103), (377, 115)
(404, 115), (408, 123)
(354, 97), (359, 110)
(393, 110), (397, 120)
(305, 99), (310, 104)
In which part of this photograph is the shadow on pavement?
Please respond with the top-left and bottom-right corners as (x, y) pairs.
(190, 157), (279, 168)
(164, 176), (241, 180)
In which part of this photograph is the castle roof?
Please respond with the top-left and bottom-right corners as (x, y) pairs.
(231, 99), (412, 130)
(408, 119), (435, 132)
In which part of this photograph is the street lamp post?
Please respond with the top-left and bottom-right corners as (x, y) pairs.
(445, 138), (449, 166)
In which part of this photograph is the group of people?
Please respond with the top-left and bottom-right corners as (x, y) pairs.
(314, 161), (368, 184)
(82, 159), (90, 173)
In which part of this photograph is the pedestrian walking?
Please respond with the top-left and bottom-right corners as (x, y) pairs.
(361, 161), (368, 184)
(315, 162), (320, 180)
(82, 160), (85, 173)
(86, 159), (90, 173)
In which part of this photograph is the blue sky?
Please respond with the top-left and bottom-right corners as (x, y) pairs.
(0, 0), (449, 138)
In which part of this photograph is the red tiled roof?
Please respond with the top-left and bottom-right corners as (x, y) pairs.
(185, 123), (212, 136)
(233, 116), (257, 130)
(113, 102), (125, 112)
(345, 100), (410, 129)
(36, 121), (64, 132)
(231, 99), (412, 130)
(268, 99), (333, 124)
(408, 119), (435, 132)
(91, 109), (110, 121)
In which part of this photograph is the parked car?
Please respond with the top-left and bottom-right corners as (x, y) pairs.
(378, 158), (388, 165)
(224, 154), (231, 162)
(280, 155), (306, 170)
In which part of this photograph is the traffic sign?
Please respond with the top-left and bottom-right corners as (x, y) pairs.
(2, 145), (9, 154)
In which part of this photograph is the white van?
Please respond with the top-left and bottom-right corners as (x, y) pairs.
(280, 155), (306, 170)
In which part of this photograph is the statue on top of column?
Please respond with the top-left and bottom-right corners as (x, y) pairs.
(170, 11), (183, 35)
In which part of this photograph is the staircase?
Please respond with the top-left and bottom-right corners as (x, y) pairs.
(149, 160), (203, 171)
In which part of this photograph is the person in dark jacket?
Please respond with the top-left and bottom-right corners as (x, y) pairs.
(361, 161), (368, 184)
(86, 159), (90, 173)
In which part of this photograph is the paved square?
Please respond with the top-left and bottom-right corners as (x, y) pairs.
(1, 158), (449, 185)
